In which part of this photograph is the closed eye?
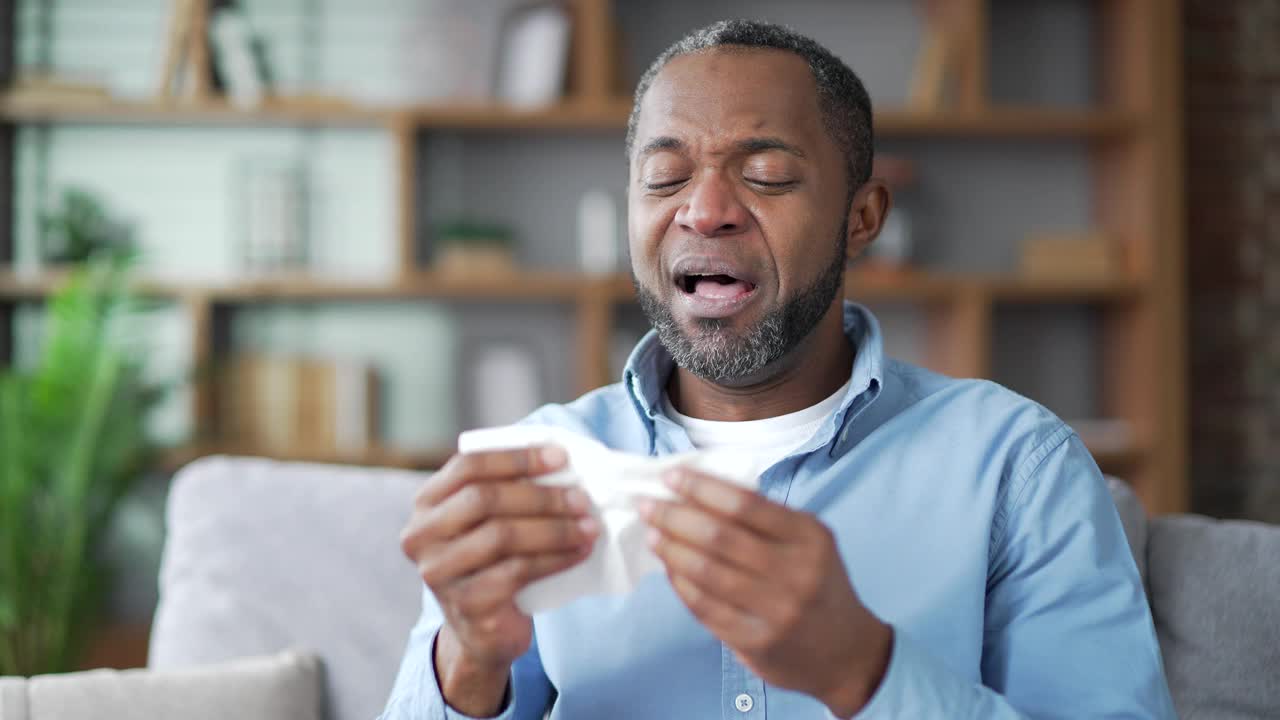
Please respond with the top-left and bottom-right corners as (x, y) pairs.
(644, 178), (689, 194)
(747, 179), (797, 191)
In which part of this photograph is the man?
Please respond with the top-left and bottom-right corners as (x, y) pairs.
(383, 20), (1175, 719)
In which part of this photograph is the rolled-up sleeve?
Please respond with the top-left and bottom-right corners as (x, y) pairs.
(379, 587), (552, 720)
(833, 431), (1175, 719)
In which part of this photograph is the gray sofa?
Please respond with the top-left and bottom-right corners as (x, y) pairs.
(8, 456), (1280, 719)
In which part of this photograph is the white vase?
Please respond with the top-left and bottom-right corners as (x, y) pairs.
(496, 3), (572, 108)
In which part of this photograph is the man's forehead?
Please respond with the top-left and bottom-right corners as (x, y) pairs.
(657, 45), (812, 83)
(635, 47), (823, 151)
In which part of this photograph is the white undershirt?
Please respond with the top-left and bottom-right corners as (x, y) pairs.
(661, 377), (852, 469)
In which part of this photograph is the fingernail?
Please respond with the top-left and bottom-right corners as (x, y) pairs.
(646, 528), (661, 548)
(662, 470), (682, 490)
(578, 516), (599, 535)
(566, 488), (590, 513)
(636, 497), (655, 519)
(542, 445), (568, 467)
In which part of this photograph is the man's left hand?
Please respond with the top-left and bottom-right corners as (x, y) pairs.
(638, 467), (892, 718)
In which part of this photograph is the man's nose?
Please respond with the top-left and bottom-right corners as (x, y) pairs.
(674, 174), (749, 238)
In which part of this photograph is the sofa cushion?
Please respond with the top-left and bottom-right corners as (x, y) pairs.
(4, 651), (320, 720)
(150, 456), (427, 720)
(1148, 513), (1280, 719)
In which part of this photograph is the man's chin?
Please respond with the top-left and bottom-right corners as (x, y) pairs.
(680, 311), (758, 340)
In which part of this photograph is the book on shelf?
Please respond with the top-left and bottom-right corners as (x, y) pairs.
(157, 0), (270, 107)
(908, 24), (952, 111)
(220, 354), (379, 457)
(157, 0), (209, 100)
(1019, 231), (1121, 282)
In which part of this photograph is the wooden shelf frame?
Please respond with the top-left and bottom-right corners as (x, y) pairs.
(0, 0), (1185, 514)
(0, 96), (394, 127)
(0, 93), (1143, 139)
(0, 268), (1142, 305)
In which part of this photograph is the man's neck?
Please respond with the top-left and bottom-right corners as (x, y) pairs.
(666, 302), (853, 422)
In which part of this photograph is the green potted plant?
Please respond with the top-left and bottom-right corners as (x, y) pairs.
(39, 188), (136, 265)
(0, 254), (163, 675)
(433, 219), (516, 275)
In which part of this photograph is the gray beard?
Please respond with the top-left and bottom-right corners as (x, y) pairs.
(634, 224), (847, 383)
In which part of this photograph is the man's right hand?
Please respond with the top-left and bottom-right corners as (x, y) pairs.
(399, 445), (597, 717)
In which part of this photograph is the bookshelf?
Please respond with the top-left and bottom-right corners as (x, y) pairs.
(0, 0), (1186, 515)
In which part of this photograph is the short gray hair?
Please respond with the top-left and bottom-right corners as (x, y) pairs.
(625, 19), (875, 189)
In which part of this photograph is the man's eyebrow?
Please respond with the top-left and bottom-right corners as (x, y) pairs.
(636, 136), (806, 159)
(737, 137), (806, 158)
(638, 136), (684, 158)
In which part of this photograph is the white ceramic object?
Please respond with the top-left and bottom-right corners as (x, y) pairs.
(472, 343), (543, 428)
(496, 3), (572, 108)
(577, 188), (619, 274)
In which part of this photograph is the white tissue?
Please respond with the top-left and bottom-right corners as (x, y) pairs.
(457, 425), (767, 614)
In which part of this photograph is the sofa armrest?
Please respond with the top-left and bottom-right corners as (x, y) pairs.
(1, 651), (321, 720)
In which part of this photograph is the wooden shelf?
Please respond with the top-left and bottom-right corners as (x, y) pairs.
(0, 268), (1142, 305)
(0, 93), (1140, 139)
(874, 108), (1140, 138)
(403, 99), (632, 131)
(0, 268), (197, 299)
(203, 270), (587, 302)
(0, 269), (588, 302)
(0, 269), (61, 298)
(0, 95), (391, 127)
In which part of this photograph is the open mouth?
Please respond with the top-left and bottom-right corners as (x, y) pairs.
(678, 273), (758, 300)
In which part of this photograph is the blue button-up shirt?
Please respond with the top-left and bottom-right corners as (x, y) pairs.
(381, 302), (1175, 719)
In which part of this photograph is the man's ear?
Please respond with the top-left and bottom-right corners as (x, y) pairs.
(845, 179), (892, 261)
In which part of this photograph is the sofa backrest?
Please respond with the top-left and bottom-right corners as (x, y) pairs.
(150, 456), (427, 720)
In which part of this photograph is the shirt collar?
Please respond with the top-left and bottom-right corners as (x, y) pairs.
(621, 301), (885, 450)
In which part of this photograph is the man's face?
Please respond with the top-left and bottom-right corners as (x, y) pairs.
(628, 48), (854, 383)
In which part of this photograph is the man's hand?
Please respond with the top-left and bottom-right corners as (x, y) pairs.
(639, 467), (892, 718)
(399, 446), (598, 717)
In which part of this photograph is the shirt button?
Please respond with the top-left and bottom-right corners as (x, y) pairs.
(734, 693), (754, 712)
